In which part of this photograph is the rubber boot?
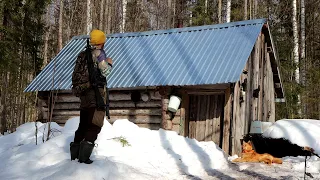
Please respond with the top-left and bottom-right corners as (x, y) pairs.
(70, 142), (80, 161)
(78, 141), (94, 164)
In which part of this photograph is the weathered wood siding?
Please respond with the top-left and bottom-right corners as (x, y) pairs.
(231, 32), (277, 155)
(188, 94), (224, 146)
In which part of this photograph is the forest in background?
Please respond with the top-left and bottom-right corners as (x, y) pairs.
(0, 0), (319, 133)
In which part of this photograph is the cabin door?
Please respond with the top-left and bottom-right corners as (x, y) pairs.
(188, 94), (224, 147)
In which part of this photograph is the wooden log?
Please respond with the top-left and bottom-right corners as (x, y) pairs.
(109, 101), (161, 108)
(53, 110), (80, 116)
(109, 91), (162, 101)
(53, 103), (80, 110)
(46, 108), (162, 116)
(110, 109), (162, 116)
(109, 93), (132, 101)
(136, 123), (161, 130)
(107, 115), (161, 124)
(55, 95), (80, 103)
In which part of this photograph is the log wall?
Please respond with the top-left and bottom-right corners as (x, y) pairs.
(38, 89), (163, 129)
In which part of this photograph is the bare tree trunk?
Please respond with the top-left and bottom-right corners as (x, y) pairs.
(167, 0), (172, 28)
(300, 0), (306, 117)
(121, 0), (127, 33)
(218, 0), (222, 23)
(205, 0), (208, 14)
(244, 0), (247, 20)
(292, 0), (300, 115)
(254, 0), (258, 18)
(87, 0), (92, 34)
(99, 0), (105, 30)
(300, 0), (305, 82)
(226, 0), (231, 22)
(43, 5), (51, 68)
(58, 0), (63, 52)
(1, 72), (8, 134)
(249, 0), (252, 19)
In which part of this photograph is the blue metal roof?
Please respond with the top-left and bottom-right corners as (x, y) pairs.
(24, 19), (266, 92)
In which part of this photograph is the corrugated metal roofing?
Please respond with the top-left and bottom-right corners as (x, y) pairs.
(24, 19), (266, 92)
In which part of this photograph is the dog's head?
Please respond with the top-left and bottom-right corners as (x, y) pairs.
(242, 141), (253, 152)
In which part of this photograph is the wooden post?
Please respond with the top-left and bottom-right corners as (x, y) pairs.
(232, 81), (242, 155)
(180, 90), (189, 136)
(222, 87), (232, 154)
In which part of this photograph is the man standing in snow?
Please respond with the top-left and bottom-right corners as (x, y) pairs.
(70, 29), (112, 164)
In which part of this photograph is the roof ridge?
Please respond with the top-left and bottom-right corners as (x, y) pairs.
(71, 19), (267, 40)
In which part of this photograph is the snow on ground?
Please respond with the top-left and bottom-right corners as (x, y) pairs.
(0, 118), (319, 180)
(263, 119), (320, 155)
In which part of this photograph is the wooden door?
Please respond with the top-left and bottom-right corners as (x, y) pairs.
(188, 94), (224, 147)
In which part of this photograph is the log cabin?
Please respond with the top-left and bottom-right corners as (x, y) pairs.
(24, 19), (284, 155)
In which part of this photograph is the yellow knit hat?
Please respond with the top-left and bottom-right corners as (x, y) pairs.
(90, 29), (106, 45)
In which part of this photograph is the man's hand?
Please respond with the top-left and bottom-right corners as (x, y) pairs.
(107, 57), (113, 65)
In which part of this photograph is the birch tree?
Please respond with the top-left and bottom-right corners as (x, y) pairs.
(218, 0), (222, 23)
(99, 0), (105, 30)
(121, 0), (127, 33)
(300, 0), (305, 85)
(87, 0), (92, 34)
(244, 0), (247, 20)
(292, 0), (300, 115)
(226, 0), (231, 22)
(58, 0), (63, 52)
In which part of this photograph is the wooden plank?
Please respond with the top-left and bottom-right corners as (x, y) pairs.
(222, 87), (231, 154)
(267, 53), (276, 122)
(189, 95), (197, 139)
(195, 96), (203, 141)
(211, 95), (219, 144)
(205, 95), (212, 141)
(232, 81), (242, 156)
(263, 43), (269, 122)
(252, 34), (261, 121)
(244, 54), (252, 134)
(258, 34), (265, 121)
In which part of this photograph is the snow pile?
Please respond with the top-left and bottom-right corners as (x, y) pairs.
(0, 118), (229, 180)
(263, 119), (320, 155)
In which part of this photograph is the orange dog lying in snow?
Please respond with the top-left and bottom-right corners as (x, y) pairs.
(232, 141), (283, 165)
